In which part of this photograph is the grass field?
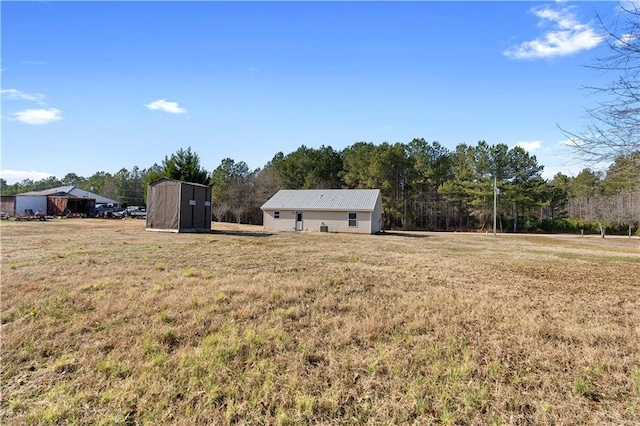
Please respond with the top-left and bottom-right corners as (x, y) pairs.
(1, 219), (639, 425)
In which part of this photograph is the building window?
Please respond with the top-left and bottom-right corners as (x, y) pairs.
(274, 211), (280, 219)
(348, 212), (357, 227)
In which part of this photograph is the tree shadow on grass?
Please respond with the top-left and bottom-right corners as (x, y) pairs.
(375, 231), (430, 239)
(209, 230), (276, 238)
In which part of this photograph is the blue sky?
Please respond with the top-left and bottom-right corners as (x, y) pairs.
(1, 1), (623, 184)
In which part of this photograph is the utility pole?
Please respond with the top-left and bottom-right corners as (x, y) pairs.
(493, 175), (498, 238)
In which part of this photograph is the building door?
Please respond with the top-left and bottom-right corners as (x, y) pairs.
(295, 212), (303, 231)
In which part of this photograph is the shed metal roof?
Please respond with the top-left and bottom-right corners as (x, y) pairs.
(149, 178), (211, 188)
(261, 189), (380, 212)
(17, 186), (119, 205)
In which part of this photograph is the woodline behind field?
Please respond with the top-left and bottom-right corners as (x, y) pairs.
(1, 219), (639, 425)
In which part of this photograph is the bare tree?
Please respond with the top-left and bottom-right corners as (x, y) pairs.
(211, 202), (229, 223)
(561, 3), (640, 163)
(228, 204), (245, 224)
(592, 195), (616, 237)
(614, 188), (640, 236)
(227, 178), (254, 224)
(253, 167), (281, 206)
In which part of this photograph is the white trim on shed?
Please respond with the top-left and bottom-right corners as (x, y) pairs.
(261, 189), (383, 234)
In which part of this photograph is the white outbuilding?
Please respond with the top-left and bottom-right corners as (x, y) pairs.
(261, 189), (383, 234)
(14, 186), (119, 216)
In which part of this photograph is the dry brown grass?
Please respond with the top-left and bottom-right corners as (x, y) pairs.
(1, 219), (639, 425)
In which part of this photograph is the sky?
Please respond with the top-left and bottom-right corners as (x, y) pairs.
(0, 1), (626, 184)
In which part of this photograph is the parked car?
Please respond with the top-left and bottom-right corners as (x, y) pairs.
(112, 208), (127, 219)
(127, 208), (147, 219)
(95, 206), (125, 218)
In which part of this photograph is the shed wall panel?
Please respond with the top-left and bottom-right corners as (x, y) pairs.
(179, 184), (192, 230)
(177, 183), (212, 232)
(204, 187), (212, 229)
(190, 185), (210, 230)
(146, 181), (180, 231)
(192, 186), (204, 229)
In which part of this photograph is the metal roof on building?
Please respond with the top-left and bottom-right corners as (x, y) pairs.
(17, 186), (120, 205)
(149, 178), (211, 188)
(261, 189), (381, 212)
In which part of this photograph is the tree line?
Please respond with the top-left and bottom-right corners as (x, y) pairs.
(4, 5), (640, 235)
(2, 143), (638, 235)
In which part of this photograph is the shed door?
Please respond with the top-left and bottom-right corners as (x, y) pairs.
(192, 186), (206, 229)
(179, 185), (193, 230)
(295, 212), (303, 231)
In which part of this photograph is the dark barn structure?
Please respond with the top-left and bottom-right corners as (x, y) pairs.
(145, 178), (212, 233)
(48, 196), (95, 216)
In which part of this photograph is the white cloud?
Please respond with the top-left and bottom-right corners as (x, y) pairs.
(558, 138), (579, 148)
(0, 169), (56, 183)
(249, 67), (260, 73)
(617, 2), (640, 13)
(1, 88), (46, 105)
(541, 165), (581, 180)
(541, 161), (611, 180)
(144, 99), (187, 114)
(514, 140), (542, 151)
(616, 33), (638, 47)
(504, 5), (603, 59)
(12, 108), (63, 125)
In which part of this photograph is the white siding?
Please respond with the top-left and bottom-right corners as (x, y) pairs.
(263, 210), (374, 234)
(15, 196), (47, 214)
(263, 210), (297, 232)
(261, 190), (384, 234)
(371, 194), (383, 233)
(303, 210), (373, 234)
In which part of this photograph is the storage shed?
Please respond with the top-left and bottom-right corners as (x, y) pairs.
(261, 189), (383, 234)
(146, 178), (212, 233)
